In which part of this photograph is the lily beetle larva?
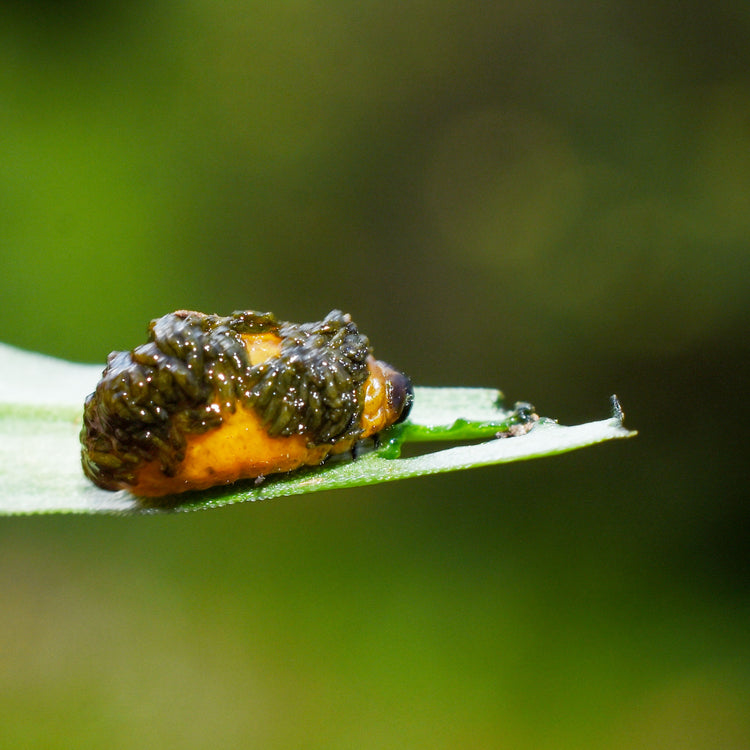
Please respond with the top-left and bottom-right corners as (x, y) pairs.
(81, 309), (413, 497)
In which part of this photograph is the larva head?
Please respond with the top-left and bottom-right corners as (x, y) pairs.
(379, 360), (413, 425)
(360, 357), (413, 437)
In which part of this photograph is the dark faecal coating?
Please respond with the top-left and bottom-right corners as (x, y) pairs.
(81, 309), (372, 490)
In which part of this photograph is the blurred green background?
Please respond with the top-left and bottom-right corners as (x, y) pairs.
(2, 1), (749, 748)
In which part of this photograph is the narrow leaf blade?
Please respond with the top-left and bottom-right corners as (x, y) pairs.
(0, 344), (635, 515)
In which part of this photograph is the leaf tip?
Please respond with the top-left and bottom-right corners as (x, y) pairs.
(607, 394), (637, 439)
(609, 394), (624, 423)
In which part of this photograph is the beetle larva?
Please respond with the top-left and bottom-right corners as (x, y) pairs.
(81, 309), (412, 497)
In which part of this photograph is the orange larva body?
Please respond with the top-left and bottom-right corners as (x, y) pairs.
(81, 310), (412, 497)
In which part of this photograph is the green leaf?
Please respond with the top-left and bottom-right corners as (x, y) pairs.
(0, 342), (635, 515)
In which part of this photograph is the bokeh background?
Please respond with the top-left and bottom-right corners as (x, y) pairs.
(2, 1), (749, 747)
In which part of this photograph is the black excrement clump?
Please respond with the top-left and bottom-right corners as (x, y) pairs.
(81, 309), (372, 490)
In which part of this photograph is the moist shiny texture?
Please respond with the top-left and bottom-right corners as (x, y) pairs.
(81, 309), (412, 496)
